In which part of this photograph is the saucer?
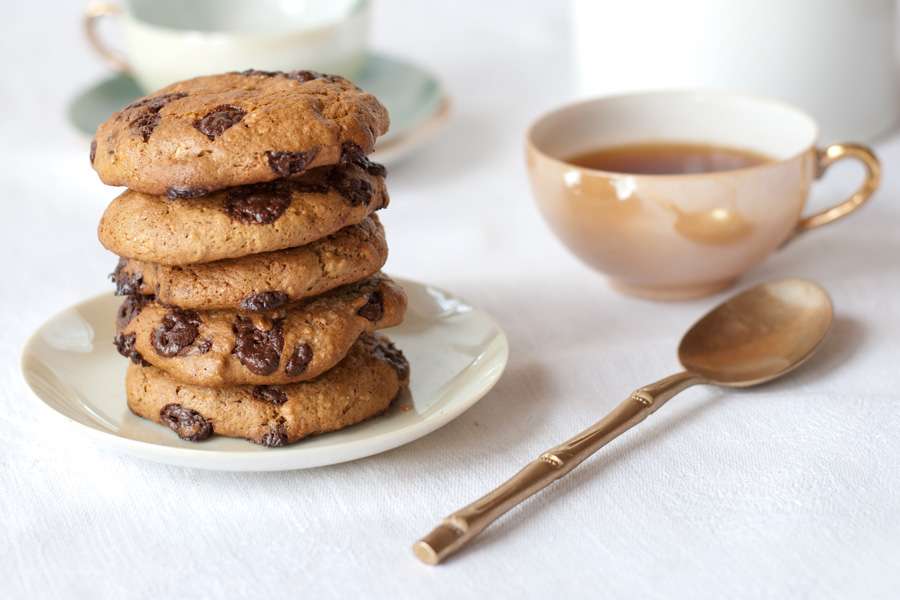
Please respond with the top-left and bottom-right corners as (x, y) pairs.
(21, 277), (507, 471)
(67, 53), (449, 164)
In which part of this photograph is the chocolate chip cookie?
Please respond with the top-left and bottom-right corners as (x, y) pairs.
(115, 274), (406, 386)
(126, 333), (409, 446)
(112, 216), (388, 310)
(91, 70), (389, 195)
(98, 161), (388, 265)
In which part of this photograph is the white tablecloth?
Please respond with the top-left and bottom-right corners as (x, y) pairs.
(3, 2), (899, 598)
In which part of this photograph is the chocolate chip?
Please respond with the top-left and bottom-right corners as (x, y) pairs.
(124, 92), (187, 113)
(252, 386), (288, 405)
(111, 259), (143, 296)
(290, 181), (330, 195)
(258, 429), (289, 447)
(160, 403), (213, 442)
(116, 294), (149, 329)
(265, 148), (319, 177)
(236, 68), (340, 86)
(166, 186), (209, 199)
(364, 162), (386, 178)
(285, 343), (313, 376)
(285, 70), (320, 82)
(328, 167), (373, 206)
(125, 92), (187, 142)
(189, 339), (213, 355)
(90, 139), (97, 164)
(151, 309), (201, 357)
(232, 316), (284, 375)
(238, 69), (280, 77)
(130, 112), (161, 142)
(113, 332), (150, 366)
(284, 70), (341, 83)
(370, 335), (409, 381)
(224, 182), (292, 224)
(239, 291), (289, 312)
(340, 142), (387, 177)
(357, 291), (384, 322)
(194, 104), (246, 140)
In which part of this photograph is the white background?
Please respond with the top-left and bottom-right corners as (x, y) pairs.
(3, 2), (899, 598)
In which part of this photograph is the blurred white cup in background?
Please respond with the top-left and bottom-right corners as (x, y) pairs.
(85, 0), (370, 92)
(573, 0), (899, 141)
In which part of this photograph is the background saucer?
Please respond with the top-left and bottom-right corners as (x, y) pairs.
(21, 277), (507, 471)
(68, 53), (449, 164)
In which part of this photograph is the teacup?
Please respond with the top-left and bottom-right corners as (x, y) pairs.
(526, 91), (881, 300)
(84, 0), (370, 92)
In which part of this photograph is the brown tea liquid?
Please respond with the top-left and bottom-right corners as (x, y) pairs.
(567, 142), (771, 175)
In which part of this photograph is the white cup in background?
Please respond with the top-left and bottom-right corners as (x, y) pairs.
(573, 0), (899, 141)
(84, 0), (370, 92)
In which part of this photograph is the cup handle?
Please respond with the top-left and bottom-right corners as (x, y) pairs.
(794, 143), (881, 236)
(84, 2), (130, 73)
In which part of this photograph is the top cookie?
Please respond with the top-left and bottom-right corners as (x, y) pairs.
(90, 70), (390, 196)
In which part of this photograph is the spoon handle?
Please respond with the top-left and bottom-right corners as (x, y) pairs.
(413, 371), (701, 565)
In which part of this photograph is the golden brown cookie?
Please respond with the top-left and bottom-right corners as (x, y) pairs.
(98, 162), (388, 265)
(114, 274), (406, 386)
(90, 70), (389, 196)
(112, 216), (388, 311)
(126, 333), (409, 447)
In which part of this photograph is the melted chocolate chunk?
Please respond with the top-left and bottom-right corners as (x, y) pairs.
(340, 142), (387, 177)
(284, 343), (313, 376)
(151, 309), (201, 357)
(285, 70), (338, 83)
(125, 92), (188, 142)
(327, 167), (373, 206)
(258, 427), (289, 447)
(252, 386), (288, 406)
(236, 68), (340, 85)
(166, 186), (209, 199)
(194, 104), (246, 140)
(90, 139), (97, 164)
(371, 336), (409, 381)
(187, 339), (213, 355)
(239, 291), (289, 312)
(232, 316), (284, 375)
(130, 112), (161, 142)
(237, 69), (280, 77)
(116, 294), (149, 329)
(124, 92), (188, 113)
(224, 182), (292, 224)
(265, 148), (319, 177)
(113, 332), (150, 366)
(111, 259), (143, 297)
(160, 403), (213, 442)
(290, 181), (330, 195)
(285, 70), (321, 82)
(357, 290), (384, 322)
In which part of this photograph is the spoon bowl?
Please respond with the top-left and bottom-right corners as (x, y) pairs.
(678, 278), (833, 387)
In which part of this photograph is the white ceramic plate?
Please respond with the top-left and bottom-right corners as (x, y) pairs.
(21, 278), (507, 471)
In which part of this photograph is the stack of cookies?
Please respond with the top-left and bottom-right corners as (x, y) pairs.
(90, 70), (409, 447)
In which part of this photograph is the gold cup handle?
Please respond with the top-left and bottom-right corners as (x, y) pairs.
(84, 2), (130, 72)
(413, 372), (703, 565)
(794, 143), (881, 235)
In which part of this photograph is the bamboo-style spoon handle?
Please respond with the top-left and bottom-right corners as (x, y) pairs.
(413, 371), (702, 565)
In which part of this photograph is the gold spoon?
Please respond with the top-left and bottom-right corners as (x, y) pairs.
(414, 278), (833, 565)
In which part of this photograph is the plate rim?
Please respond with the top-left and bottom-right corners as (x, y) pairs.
(20, 276), (509, 471)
